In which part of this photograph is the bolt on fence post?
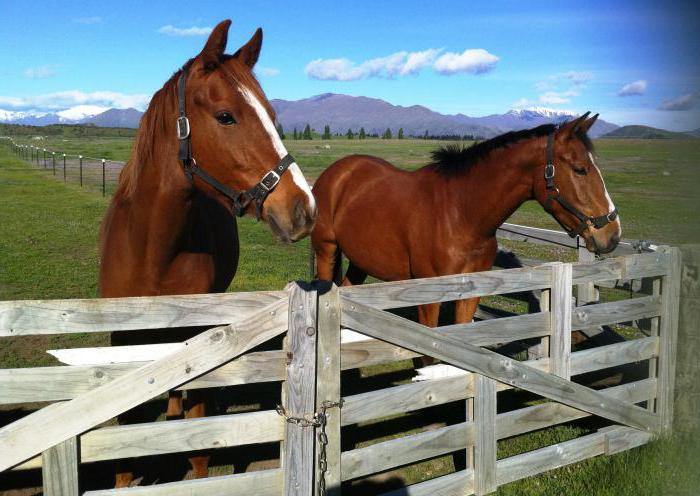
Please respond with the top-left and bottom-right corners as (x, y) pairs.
(79, 156), (83, 187)
(102, 159), (106, 197)
(52, 152), (56, 176)
(63, 154), (66, 182)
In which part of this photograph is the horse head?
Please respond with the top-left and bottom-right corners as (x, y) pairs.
(535, 113), (622, 254)
(180, 20), (316, 242)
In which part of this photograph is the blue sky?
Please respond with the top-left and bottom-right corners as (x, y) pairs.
(1, 0), (698, 130)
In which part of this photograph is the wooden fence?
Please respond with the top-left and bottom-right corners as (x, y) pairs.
(0, 245), (681, 495)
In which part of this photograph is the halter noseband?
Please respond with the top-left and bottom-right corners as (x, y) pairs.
(544, 131), (618, 238)
(176, 67), (294, 219)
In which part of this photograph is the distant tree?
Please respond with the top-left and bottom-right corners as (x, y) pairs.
(382, 128), (392, 139)
(303, 124), (312, 140)
(322, 124), (331, 140)
(276, 123), (285, 140)
(346, 128), (354, 139)
(359, 127), (366, 140)
(423, 129), (429, 140)
(293, 127), (298, 140)
(398, 128), (404, 139)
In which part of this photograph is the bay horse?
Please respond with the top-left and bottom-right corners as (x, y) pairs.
(312, 113), (620, 327)
(99, 20), (316, 487)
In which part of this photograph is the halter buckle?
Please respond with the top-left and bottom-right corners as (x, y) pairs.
(259, 170), (281, 192)
(176, 116), (190, 140)
(544, 163), (555, 179)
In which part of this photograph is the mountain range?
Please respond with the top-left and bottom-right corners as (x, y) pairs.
(2, 93), (688, 139)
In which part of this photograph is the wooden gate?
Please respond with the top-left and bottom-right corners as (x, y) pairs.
(0, 247), (681, 495)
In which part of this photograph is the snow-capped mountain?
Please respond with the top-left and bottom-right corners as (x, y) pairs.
(56, 105), (110, 122)
(0, 98), (618, 138)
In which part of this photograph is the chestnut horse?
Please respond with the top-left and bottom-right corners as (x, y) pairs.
(312, 113), (620, 327)
(99, 20), (316, 487)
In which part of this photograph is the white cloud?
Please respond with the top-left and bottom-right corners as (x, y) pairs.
(617, 80), (647, 97)
(433, 49), (499, 75)
(24, 65), (56, 79)
(158, 25), (212, 37)
(512, 98), (534, 109)
(0, 90), (150, 111)
(539, 91), (571, 105)
(658, 93), (697, 111)
(305, 47), (497, 81)
(560, 71), (593, 85)
(258, 67), (280, 77)
(74, 16), (102, 25)
(305, 49), (442, 81)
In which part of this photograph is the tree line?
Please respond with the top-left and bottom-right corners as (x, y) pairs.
(275, 123), (482, 141)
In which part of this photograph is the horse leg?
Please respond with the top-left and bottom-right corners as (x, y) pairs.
(186, 389), (210, 479)
(341, 262), (368, 286)
(166, 391), (184, 419)
(415, 303), (441, 367)
(455, 297), (480, 324)
(314, 239), (341, 283)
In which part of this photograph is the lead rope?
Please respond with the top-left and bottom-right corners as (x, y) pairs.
(276, 399), (344, 496)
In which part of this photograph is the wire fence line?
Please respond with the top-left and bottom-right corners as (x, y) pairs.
(2, 136), (125, 197)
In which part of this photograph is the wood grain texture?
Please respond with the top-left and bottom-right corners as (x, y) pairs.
(550, 263), (572, 379)
(0, 291), (283, 336)
(341, 422), (472, 481)
(339, 252), (666, 310)
(0, 298), (288, 472)
(342, 375), (473, 426)
(80, 410), (282, 462)
(283, 283), (318, 496)
(571, 295), (661, 330)
(340, 297), (660, 432)
(657, 246), (682, 432)
(315, 284), (341, 496)
(474, 375), (497, 495)
(83, 468), (283, 496)
(380, 469), (474, 496)
(601, 425), (654, 455)
(41, 437), (78, 496)
(341, 380), (654, 483)
(577, 246), (598, 305)
(439, 312), (549, 347)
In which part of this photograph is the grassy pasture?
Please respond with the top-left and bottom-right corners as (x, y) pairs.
(0, 136), (698, 494)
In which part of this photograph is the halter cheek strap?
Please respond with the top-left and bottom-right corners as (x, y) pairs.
(177, 68), (294, 219)
(544, 131), (618, 238)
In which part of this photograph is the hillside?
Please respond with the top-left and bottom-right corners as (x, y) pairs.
(0, 123), (136, 138)
(602, 125), (693, 139)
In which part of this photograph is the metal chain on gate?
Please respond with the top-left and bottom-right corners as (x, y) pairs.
(276, 399), (344, 496)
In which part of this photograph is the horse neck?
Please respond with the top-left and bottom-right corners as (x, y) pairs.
(442, 138), (544, 236)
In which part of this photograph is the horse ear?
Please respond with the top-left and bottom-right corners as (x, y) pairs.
(233, 28), (263, 68)
(576, 113), (599, 134)
(559, 112), (591, 138)
(200, 20), (232, 68)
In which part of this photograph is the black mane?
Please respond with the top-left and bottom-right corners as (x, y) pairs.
(427, 123), (593, 176)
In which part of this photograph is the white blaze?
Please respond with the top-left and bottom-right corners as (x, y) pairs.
(588, 152), (617, 213)
(239, 86), (316, 210)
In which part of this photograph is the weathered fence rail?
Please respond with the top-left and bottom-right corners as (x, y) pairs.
(0, 246), (681, 495)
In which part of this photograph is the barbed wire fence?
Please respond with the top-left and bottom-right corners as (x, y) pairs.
(1, 136), (125, 197)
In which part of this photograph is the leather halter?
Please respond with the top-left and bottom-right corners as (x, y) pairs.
(176, 67), (294, 219)
(544, 131), (618, 238)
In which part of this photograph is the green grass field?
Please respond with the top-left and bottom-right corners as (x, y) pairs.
(0, 136), (698, 495)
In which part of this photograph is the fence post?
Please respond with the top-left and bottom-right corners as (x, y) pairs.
(101, 159), (106, 197)
(657, 246), (681, 432)
(41, 437), (79, 496)
(79, 156), (83, 187)
(63, 154), (66, 182)
(474, 374), (497, 496)
(52, 152), (56, 175)
(43, 148), (46, 168)
(577, 241), (598, 305)
(284, 282), (319, 496)
(315, 283), (341, 496)
(550, 262), (573, 379)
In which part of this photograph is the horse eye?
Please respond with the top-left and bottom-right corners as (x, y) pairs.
(215, 112), (236, 125)
(573, 167), (587, 176)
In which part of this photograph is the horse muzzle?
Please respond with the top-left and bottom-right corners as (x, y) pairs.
(265, 197), (317, 243)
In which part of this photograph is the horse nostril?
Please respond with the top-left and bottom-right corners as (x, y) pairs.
(293, 199), (308, 229)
